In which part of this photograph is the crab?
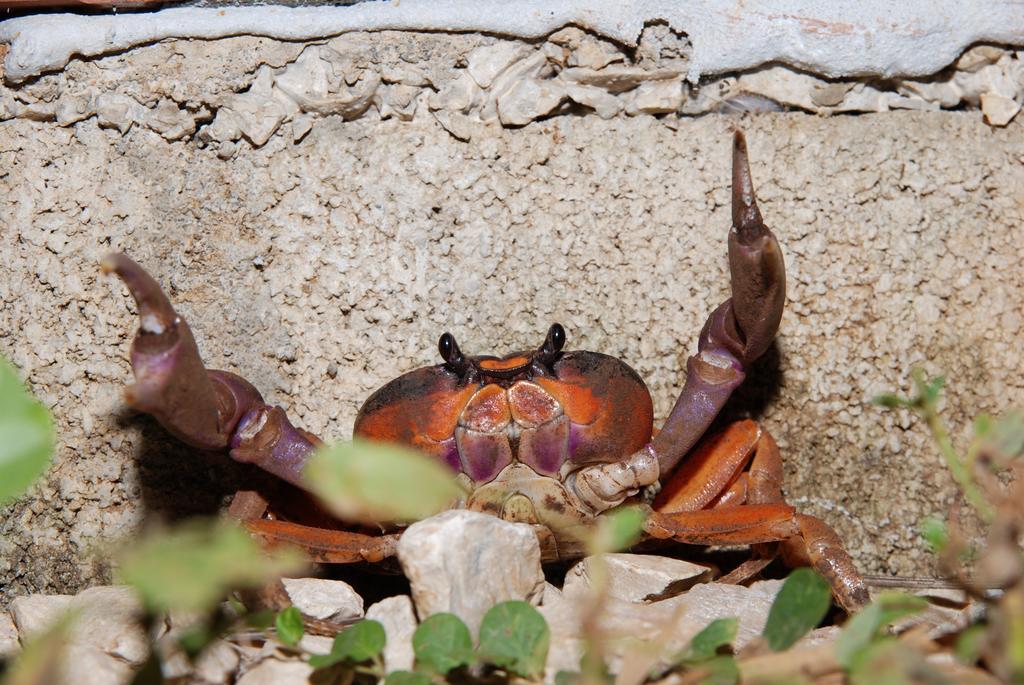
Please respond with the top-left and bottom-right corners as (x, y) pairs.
(102, 132), (868, 612)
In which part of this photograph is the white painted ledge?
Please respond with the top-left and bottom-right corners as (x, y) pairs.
(2, 0), (1023, 83)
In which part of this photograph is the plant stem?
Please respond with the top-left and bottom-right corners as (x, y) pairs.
(914, 375), (994, 523)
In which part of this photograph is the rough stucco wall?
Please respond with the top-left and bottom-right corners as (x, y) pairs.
(1, 32), (1023, 603)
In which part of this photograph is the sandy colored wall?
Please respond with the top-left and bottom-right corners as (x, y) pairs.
(1, 32), (1023, 602)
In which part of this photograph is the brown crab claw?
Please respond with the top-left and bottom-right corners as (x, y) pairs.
(647, 132), (786, 475)
(104, 253), (228, 450)
(105, 253), (321, 486)
(727, 131), (786, 365)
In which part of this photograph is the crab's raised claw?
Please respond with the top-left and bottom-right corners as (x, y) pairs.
(650, 131), (786, 475)
(728, 130), (786, 364)
(104, 253), (318, 487)
(102, 253), (227, 450)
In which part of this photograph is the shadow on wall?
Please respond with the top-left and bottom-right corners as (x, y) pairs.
(715, 340), (783, 430)
(113, 409), (253, 522)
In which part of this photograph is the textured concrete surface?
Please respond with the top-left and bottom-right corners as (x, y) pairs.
(1, 32), (1022, 603)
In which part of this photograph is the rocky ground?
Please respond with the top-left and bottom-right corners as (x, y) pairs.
(0, 510), (989, 685)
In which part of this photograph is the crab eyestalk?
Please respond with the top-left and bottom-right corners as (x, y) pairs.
(104, 254), (319, 487)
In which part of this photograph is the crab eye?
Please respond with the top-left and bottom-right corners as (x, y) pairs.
(439, 332), (470, 373)
(539, 323), (566, 358)
(439, 332), (456, 362)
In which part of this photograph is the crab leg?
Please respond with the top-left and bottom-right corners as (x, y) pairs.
(650, 131), (785, 475)
(244, 520), (399, 564)
(643, 505), (868, 612)
(653, 419), (761, 513)
(709, 474), (748, 509)
(103, 254), (319, 487)
(644, 503), (800, 545)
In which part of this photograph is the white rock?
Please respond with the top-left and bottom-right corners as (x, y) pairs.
(9, 593), (74, 638)
(228, 66), (290, 146)
(433, 110), (478, 141)
(282, 578), (364, 623)
(95, 93), (144, 134)
(562, 553), (711, 603)
(625, 78), (684, 114)
(366, 595), (417, 672)
(539, 581), (563, 606)
(798, 625), (841, 648)
(981, 92), (1021, 126)
(275, 46), (380, 119)
(735, 66), (827, 111)
(482, 48), (551, 119)
(497, 78), (566, 126)
(0, 611), (19, 658)
(563, 82), (622, 119)
(202, 108), (243, 143)
(145, 99), (196, 141)
(291, 114), (315, 143)
(551, 28), (624, 71)
(12, 586), (147, 664)
(55, 92), (95, 126)
(545, 637), (586, 681)
(296, 634), (334, 655)
(380, 84), (421, 121)
(562, 66), (680, 94)
(237, 658), (314, 685)
(674, 580), (784, 649)
(62, 642), (136, 685)
(194, 640), (240, 684)
(430, 71), (483, 113)
(397, 510), (544, 635)
(467, 43), (530, 88)
(11, 587), (149, 685)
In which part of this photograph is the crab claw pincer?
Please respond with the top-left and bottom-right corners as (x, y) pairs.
(104, 254), (317, 486)
(650, 131), (786, 475)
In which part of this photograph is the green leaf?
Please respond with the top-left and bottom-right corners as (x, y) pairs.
(412, 613), (474, 675)
(554, 671), (583, 685)
(304, 440), (464, 524)
(478, 600), (550, 678)
(308, 619), (386, 669)
(116, 518), (304, 613)
(275, 606), (304, 647)
(922, 376), (946, 406)
(384, 671), (432, 685)
(762, 568), (832, 651)
(972, 413), (994, 440)
(985, 411), (1024, 462)
(871, 393), (912, 409)
(589, 505), (648, 554)
(178, 623), (216, 659)
(848, 639), (933, 685)
(0, 358), (54, 506)
(835, 592), (927, 670)
(693, 655), (739, 685)
(954, 623), (986, 665)
(919, 516), (948, 553)
(244, 608), (276, 630)
(687, 618), (739, 662)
